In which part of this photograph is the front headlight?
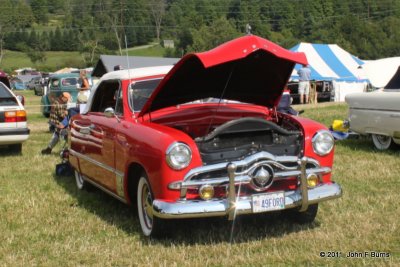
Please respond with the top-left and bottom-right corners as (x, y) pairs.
(312, 130), (334, 156)
(166, 142), (192, 170)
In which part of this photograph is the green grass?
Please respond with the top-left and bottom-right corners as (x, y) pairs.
(1, 50), (84, 73)
(1, 91), (399, 266)
(126, 44), (167, 57)
(0, 45), (169, 73)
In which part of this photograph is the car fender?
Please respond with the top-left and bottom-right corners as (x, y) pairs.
(118, 121), (203, 201)
(290, 116), (334, 182)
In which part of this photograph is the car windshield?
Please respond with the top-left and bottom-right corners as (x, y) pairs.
(129, 79), (161, 112)
(0, 83), (17, 106)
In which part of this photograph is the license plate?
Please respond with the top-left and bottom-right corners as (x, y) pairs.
(252, 192), (285, 213)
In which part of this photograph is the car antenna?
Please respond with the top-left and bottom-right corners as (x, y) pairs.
(124, 35), (137, 122)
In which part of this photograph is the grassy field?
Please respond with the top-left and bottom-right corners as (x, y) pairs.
(0, 45), (168, 72)
(1, 91), (399, 266)
(1, 50), (85, 72)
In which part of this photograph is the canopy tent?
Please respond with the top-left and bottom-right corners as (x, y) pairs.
(290, 43), (368, 102)
(290, 43), (367, 81)
(54, 67), (79, 74)
(361, 57), (400, 88)
(385, 66), (400, 89)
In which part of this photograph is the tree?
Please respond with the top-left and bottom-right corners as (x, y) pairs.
(30, 0), (49, 24)
(0, 1), (14, 64)
(188, 17), (240, 52)
(148, 0), (167, 43)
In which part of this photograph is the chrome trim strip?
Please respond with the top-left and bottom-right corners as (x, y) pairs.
(84, 178), (127, 204)
(70, 149), (114, 173)
(350, 107), (400, 113)
(227, 163), (237, 220)
(299, 157), (309, 212)
(153, 183), (342, 219)
(69, 149), (126, 200)
(179, 151), (330, 198)
(180, 167), (331, 187)
(184, 151), (299, 181)
(116, 172), (125, 198)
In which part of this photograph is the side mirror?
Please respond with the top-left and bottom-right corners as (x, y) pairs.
(104, 107), (115, 118)
(16, 95), (25, 106)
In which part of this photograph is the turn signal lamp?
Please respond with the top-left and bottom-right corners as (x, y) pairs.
(199, 185), (214, 200)
(307, 173), (319, 188)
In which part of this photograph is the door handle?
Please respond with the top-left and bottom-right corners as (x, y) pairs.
(390, 114), (400, 118)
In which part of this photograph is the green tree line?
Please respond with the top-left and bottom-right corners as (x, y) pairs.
(1, 0), (400, 66)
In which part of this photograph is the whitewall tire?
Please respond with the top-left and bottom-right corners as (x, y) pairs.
(137, 175), (164, 237)
(372, 134), (392, 150)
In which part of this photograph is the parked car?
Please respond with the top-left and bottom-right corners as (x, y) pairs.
(27, 76), (41, 90)
(0, 76), (30, 153)
(69, 35), (342, 237)
(34, 76), (49, 96)
(40, 73), (83, 117)
(10, 77), (26, 90)
(346, 81), (400, 150)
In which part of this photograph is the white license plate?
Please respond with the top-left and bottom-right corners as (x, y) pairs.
(252, 192), (285, 213)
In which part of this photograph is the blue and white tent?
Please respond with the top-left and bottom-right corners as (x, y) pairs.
(290, 43), (367, 82)
(290, 43), (369, 101)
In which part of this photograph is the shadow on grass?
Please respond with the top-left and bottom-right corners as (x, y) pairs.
(0, 146), (22, 156)
(54, 173), (320, 245)
(336, 136), (400, 155)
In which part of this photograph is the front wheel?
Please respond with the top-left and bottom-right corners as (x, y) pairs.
(137, 175), (165, 237)
(371, 134), (392, 150)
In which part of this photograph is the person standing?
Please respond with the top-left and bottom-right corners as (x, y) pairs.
(78, 70), (90, 100)
(42, 92), (71, 154)
(297, 64), (311, 104)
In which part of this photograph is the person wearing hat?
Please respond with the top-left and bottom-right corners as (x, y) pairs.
(42, 92), (71, 154)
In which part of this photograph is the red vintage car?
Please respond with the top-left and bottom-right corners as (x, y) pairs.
(68, 35), (342, 237)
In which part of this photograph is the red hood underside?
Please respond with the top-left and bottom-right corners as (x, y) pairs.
(139, 35), (308, 117)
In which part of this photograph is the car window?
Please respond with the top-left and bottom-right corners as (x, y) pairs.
(0, 83), (18, 106)
(129, 79), (161, 112)
(61, 77), (78, 86)
(50, 79), (60, 88)
(90, 80), (120, 113)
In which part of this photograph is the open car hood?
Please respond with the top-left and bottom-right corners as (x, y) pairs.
(139, 35), (308, 116)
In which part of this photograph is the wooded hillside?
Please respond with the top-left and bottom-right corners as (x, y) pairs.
(1, 0), (399, 67)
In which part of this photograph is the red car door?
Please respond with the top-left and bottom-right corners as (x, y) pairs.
(71, 80), (122, 194)
(73, 113), (118, 192)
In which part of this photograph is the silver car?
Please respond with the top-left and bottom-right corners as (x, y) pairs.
(346, 87), (400, 150)
(0, 80), (30, 153)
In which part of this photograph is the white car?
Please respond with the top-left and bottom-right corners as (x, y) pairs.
(346, 75), (400, 150)
(0, 80), (30, 153)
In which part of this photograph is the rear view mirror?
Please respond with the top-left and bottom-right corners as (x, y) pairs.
(104, 107), (115, 118)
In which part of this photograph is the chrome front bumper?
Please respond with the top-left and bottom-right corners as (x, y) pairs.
(152, 152), (342, 219)
(153, 182), (342, 219)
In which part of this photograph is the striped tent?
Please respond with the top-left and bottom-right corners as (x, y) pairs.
(290, 43), (367, 82)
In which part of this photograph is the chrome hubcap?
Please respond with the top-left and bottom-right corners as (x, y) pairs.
(141, 184), (153, 229)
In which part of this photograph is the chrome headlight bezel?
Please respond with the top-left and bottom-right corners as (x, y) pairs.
(312, 130), (334, 156)
(166, 142), (192, 170)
